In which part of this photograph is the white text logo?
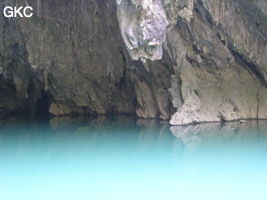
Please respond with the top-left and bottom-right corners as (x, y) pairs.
(3, 6), (33, 18)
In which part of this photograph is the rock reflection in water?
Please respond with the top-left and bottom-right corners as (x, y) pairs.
(49, 116), (176, 148)
(0, 116), (181, 160)
(170, 121), (267, 167)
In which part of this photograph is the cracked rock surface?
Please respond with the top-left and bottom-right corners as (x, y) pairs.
(0, 0), (267, 125)
(116, 0), (169, 61)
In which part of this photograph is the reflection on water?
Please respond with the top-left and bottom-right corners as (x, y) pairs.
(171, 121), (267, 170)
(0, 116), (267, 200)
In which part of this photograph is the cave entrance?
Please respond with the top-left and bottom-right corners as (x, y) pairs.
(35, 91), (50, 120)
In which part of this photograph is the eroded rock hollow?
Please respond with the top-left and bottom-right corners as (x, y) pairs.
(0, 0), (266, 125)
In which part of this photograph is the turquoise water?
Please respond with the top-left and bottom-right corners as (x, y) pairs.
(0, 116), (266, 200)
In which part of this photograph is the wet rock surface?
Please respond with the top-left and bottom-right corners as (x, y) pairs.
(0, 0), (267, 124)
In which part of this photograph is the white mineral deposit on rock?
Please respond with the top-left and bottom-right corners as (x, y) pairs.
(116, 0), (169, 61)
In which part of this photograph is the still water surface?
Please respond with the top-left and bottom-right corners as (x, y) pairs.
(0, 116), (266, 200)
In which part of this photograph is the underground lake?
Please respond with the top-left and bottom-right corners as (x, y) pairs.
(0, 116), (266, 200)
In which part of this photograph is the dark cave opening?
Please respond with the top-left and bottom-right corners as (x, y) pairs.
(35, 91), (50, 120)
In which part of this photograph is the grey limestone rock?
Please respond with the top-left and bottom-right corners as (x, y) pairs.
(0, 0), (267, 125)
(116, 0), (169, 61)
(0, 0), (40, 115)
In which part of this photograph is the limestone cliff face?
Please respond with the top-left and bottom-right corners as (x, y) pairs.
(0, 0), (40, 116)
(12, 0), (136, 116)
(167, 0), (267, 125)
(0, 0), (267, 125)
(117, 0), (267, 124)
